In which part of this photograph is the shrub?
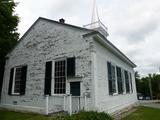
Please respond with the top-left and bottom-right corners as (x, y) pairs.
(68, 111), (113, 120)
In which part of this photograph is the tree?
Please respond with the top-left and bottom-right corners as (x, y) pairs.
(0, 0), (19, 97)
(136, 73), (160, 100)
(136, 76), (150, 96)
(151, 74), (160, 99)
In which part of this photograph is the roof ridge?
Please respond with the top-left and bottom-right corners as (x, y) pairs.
(39, 17), (93, 32)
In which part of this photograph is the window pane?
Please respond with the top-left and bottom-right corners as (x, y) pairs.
(111, 65), (116, 93)
(116, 66), (123, 94)
(107, 62), (112, 94)
(107, 62), (116, 94)
(54, 60), (66, 94)
(124, 70), (130, 93)
(14, 67), (22, 93)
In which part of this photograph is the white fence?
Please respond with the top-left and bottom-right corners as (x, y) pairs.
(45, 94), (88, 115)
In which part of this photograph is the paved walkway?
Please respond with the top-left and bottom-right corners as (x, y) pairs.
(140, 103), (160, 109)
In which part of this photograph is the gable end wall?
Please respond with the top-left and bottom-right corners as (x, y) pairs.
(1, 19), (94, 113)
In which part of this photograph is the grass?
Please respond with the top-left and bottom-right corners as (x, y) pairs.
(122, 106), (160, 120)
(0, 109), (53, 120)
(0, 109), (113, 120)
(1, 106), (159, 120)
(70, 111), (113, 120)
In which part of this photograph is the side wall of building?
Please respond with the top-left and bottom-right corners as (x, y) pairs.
(0, 19), (94, 114)
(94, 39), (137, 113)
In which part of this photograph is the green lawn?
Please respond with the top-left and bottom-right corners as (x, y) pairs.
(0, 109), (53, 120)
(1, 107), (160, 120)
(122, 106), (160, 120)
(0, 109), (113, 120)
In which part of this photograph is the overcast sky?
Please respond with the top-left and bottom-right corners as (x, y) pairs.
(14, 0), (160, 77)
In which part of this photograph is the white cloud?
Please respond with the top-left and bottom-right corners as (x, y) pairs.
(14, 0), (160, 77)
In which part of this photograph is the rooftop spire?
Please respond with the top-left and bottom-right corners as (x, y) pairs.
(91, 0), (100, 24)
(83, 0), (109, 37)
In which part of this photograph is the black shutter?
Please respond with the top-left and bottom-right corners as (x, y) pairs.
(20, 66), (27, 95)
(8, 68), (14, 95)
(107, 62), (112, 95)
(67, 57), (75, 77)
(44, 61), (52, 95)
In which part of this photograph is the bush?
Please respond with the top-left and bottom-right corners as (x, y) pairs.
(67, 111), (113, 120)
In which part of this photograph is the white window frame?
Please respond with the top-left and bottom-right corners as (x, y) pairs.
(52, 58), (67, 96)
(107, 61), (118, 95)
(107, 62), (134, 95)
(124, 70), (131, 94)
(11, 66), (22, 95)
(127, 71), (131, 93)
(116, 66), (124, 94)
(122, 69), (126, 94)
(129, 72), (133, 93)
(112, 64), (118, 95)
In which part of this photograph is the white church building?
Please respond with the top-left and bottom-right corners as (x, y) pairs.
(0, 0), (138, 113)
(0, 16), (137, 114)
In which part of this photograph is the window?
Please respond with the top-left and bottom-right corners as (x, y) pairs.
(13, 67), (22, 94)
(111, 65), (116, 93)
(53, 57), (76, 94)
(107, 62), (116, 95)
(124, 70), (130, 93)
(107, 62), (134, 95)
(116, 66), (123, 94)
(54, 60), (66, 94)
(8, 66), (27, 95)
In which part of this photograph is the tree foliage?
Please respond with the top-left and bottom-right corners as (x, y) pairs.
(0, 0), (19, 61)
(136, 72), (160, 99)
(151, 74), (160, 99)
(0, 0), (19, 95)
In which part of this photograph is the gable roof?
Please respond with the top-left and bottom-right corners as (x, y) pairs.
(83, 31), (136, 68)
(7, 17), (93, 57)
(7, 17), (136, 68)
